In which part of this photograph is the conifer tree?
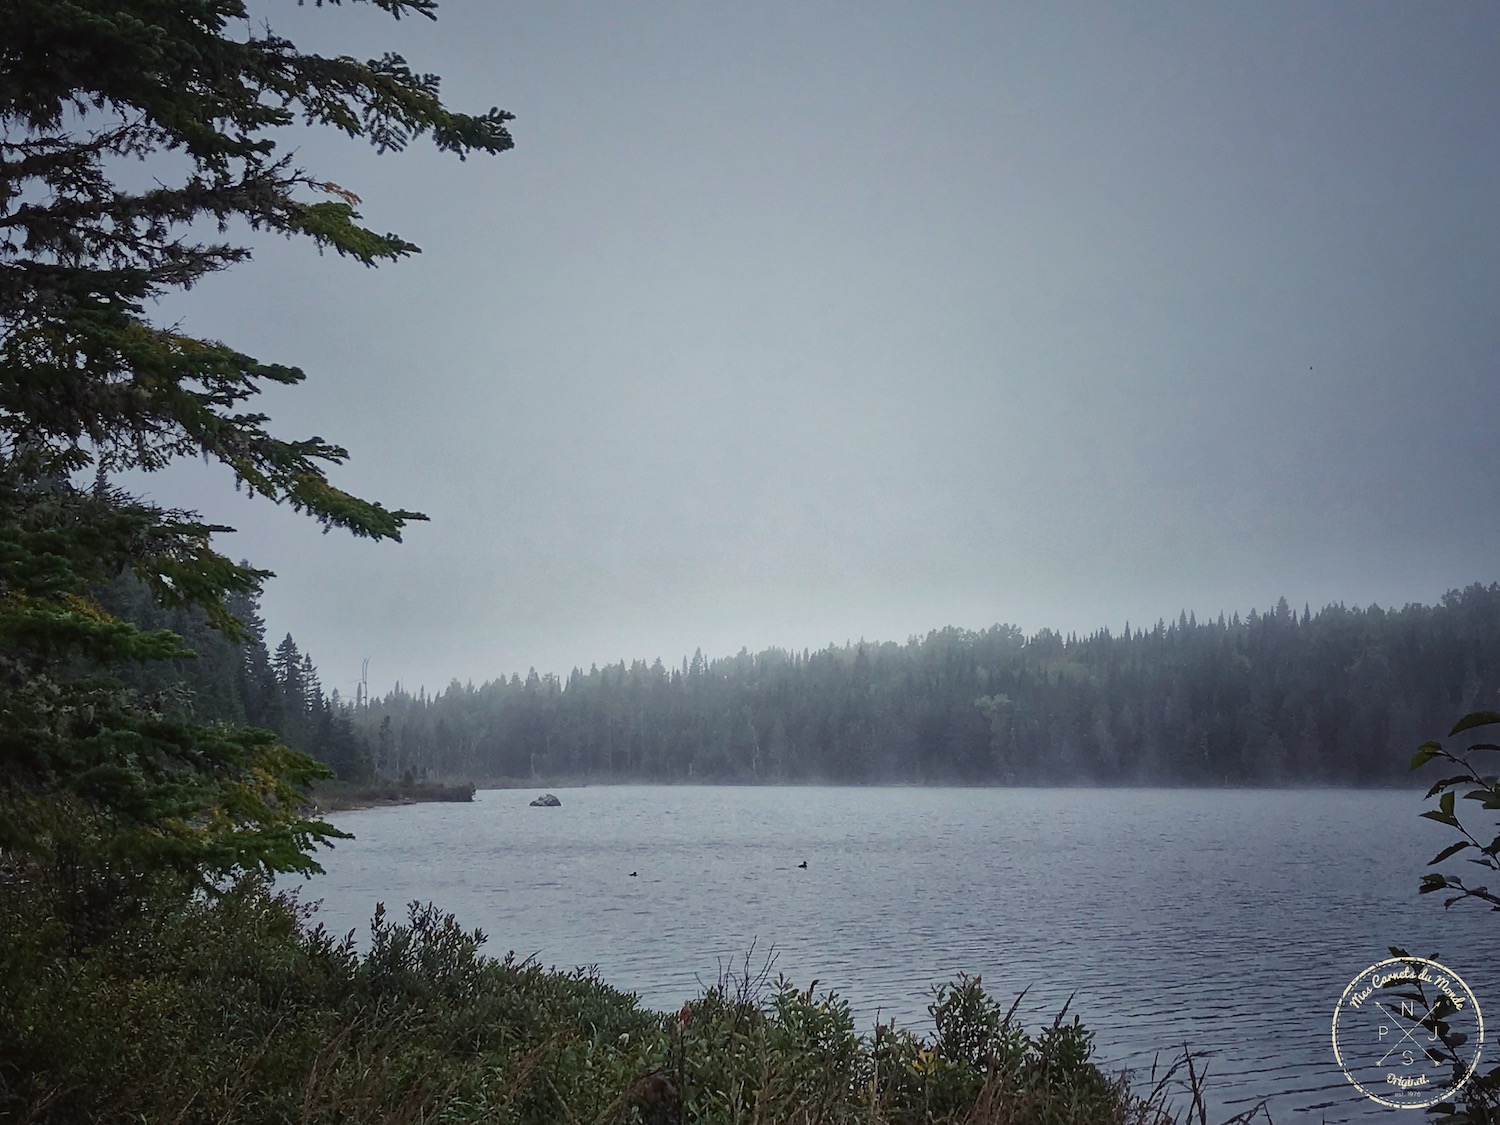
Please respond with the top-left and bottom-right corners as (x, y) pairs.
(0, 1), (512, 886)
(299, 653), (323, 716)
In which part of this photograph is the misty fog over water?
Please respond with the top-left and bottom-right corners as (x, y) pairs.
(287, 786), (1500, 1123)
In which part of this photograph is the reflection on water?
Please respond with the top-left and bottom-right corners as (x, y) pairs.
(284, 786), (1500, 1122)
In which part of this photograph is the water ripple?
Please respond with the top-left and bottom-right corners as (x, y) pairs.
(286, 786), (1500, 1124)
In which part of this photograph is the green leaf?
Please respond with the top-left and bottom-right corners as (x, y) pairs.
(1427, 774), (1475, 798)
(1411, 741), (1443, 770)
(1450, 711), (1500, 737)
(1420, 874), (1450, 894)
(1431, 842), (1472, 865)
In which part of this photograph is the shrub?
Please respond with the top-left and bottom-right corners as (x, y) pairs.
(0, 871), (1253, 1125)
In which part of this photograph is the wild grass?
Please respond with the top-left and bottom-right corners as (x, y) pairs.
(0, 868), (1271, 1125)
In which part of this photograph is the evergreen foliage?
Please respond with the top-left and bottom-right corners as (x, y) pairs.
(362, 585), (1500, 785)
(0, 0), (510, 889)
(93, 569), (377, 783)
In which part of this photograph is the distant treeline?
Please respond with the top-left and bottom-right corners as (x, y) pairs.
(95, 577), (1500, 786)
(356, 585), (1500, 786)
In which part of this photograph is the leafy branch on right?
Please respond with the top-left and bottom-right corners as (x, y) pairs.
(1412, 712), (1500, 913)
(1410, 712), (1500, 1123)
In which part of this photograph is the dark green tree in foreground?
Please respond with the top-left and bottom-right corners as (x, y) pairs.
(0, 0), (511, 891)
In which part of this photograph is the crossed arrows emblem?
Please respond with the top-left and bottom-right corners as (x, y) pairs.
(1374, 1000), (1440, 1066)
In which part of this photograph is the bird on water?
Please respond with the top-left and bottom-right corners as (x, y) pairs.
(798, 860), (807, 869)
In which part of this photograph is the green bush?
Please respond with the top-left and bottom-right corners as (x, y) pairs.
(0, 868), (1246, 1125)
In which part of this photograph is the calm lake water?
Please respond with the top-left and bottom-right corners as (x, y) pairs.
(284, 787), (1500, 1123)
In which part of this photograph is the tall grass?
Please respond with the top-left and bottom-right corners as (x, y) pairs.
(0, 868), (1268, 1124)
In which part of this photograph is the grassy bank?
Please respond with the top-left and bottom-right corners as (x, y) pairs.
(0, 871), (1266, 1125)
(310, 777), (478, 812)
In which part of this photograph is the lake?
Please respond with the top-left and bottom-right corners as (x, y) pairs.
(283, 786), (1500, 1122)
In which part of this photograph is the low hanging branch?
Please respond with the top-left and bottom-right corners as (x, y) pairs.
(0, 0), (512, 882)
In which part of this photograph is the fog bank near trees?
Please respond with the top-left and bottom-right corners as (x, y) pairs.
(359, 585), (1500, 786)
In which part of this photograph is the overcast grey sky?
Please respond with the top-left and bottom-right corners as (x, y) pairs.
(141, 1), (1499, 698)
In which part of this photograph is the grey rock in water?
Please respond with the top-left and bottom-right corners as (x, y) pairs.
(529, 793), (562, 807)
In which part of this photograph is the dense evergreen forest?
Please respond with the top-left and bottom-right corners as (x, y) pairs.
(106, 580), (1500, 787)
(95, 573), (375, 784)
(361, 587), (1500, 786)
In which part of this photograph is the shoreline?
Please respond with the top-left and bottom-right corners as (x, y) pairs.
(309, 779), (477, 813)
(311, 776), (1434, 813)
(468, 776), (1432, 793)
